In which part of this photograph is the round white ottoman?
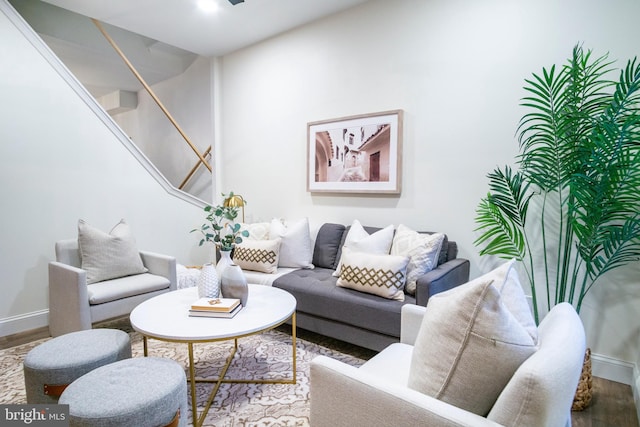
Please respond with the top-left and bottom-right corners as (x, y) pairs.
(23, 329), (131, 404)
(59, 357), (188, 427)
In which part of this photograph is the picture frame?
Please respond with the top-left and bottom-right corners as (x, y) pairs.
(307, 109), (403, 194)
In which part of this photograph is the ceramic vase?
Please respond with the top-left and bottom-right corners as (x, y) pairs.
(197, 263), (219, 298)
(220, 263), (248, 307)
(216, 249), (234, 279)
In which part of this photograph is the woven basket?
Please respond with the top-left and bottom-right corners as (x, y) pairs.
(572, 348), (593, 411)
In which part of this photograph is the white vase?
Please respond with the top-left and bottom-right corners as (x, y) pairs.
(197, 263), (219, 298)
(216, 249), (234, 279)
(220, 263), (248, 307)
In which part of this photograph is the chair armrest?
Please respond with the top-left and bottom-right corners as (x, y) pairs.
(400, 304), (426, 345)
(310, 356), (503, 427)
(140, 251), (178, 291)
(414, 258), (470, 306)
(48, 261), (91, 337)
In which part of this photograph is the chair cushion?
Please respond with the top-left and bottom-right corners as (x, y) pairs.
(408, 260), (538, 416)
(390, 225), (444, 295)
(78, 219), (148, 284)
(336, 248), (409, 301)
(87, 273), (170, 305)
(233, 238), (281, 273)
(269, 218), (314, 268)
(360, 342), (413, 386)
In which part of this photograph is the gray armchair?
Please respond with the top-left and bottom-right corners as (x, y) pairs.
(48, 239), (177, 337)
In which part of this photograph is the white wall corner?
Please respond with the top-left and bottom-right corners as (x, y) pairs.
(634, 364), (640, 424)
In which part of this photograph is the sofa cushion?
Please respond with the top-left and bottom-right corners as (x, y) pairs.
(232, 238), (281, 273)
(408, 261), (538, 416)
(273, 268), (415, 337)
(240, 222), (271, 240)
(336, 249), (409, 301)
(333, 220), (394, 277)
(390, 225), (444, 295)
(87, 273), (171, 305)
(78, 219), (148, 284)
(312, 223), (346, 269)
(269, 218), (314, 268)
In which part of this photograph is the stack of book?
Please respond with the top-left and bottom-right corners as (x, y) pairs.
(189, 297), (242, 318)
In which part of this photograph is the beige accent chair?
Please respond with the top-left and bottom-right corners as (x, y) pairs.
(48, 239), (177, 337)
(310, 303), (585, 427)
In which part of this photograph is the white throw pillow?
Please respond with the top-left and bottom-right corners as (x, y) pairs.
(408, 260), (538, 416)
(78, 219), (148, 284)
(336, 248), (409, 301)
(240, 222), (271, 240)
(333, 219), (395, 277)
(232, 238), (281, 273)
(269, 218), (314, 269)
(390, 225), (444, 295)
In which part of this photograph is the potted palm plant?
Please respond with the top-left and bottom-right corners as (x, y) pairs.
(474, 45), (640, 409)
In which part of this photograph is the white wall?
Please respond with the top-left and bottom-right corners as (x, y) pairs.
(0, 3), (213, 335)
(218, 0), (640, 379)
(112, 56), (215, 203)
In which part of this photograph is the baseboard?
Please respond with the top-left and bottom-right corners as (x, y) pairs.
(0, 310), (49, 337)
(592, 353), (636, 385)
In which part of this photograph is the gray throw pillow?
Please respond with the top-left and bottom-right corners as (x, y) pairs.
(78, 219), (148, 284)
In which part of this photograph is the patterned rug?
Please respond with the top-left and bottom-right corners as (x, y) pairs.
(0, 320), (375, 426)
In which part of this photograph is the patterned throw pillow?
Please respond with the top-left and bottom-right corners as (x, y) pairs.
(333, 219), (395, 277)
(390, 225), (444, 295)
(232, 238), (281, 273)
(408, 260), (538, 416)
(78, 219), (148, 284)
(336, 248), (409, 301)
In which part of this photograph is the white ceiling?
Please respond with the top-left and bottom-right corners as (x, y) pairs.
(41, 0), (371, 57)
(11, 0), (369, 97)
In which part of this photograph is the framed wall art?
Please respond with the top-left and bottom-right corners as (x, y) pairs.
(307, 109), (403, 194)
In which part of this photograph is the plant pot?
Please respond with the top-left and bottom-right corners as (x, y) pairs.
(220, 263), (248, 307)
(572, 348), (593, 411)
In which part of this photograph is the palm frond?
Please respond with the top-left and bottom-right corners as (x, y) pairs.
(474, 167), (532, 261)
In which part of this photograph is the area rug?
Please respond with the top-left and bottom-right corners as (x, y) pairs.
(0, 321), (373, 426)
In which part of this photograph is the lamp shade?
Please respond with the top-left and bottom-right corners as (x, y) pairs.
(223, 194), (245, 208)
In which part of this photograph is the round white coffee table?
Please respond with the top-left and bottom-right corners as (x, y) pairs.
(130, 285), (297, 427)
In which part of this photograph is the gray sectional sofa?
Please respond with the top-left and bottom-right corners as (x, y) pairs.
(271, 223), (470, 351)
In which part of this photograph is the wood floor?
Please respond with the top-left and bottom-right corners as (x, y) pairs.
(572, 377), (638, 427)
(2, 325), (638, 426)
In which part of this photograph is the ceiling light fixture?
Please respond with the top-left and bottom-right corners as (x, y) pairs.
(228, 0), (245, 5)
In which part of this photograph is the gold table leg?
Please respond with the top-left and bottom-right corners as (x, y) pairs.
(146, 312), (298, 427)
(188, 343), (198, 427)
